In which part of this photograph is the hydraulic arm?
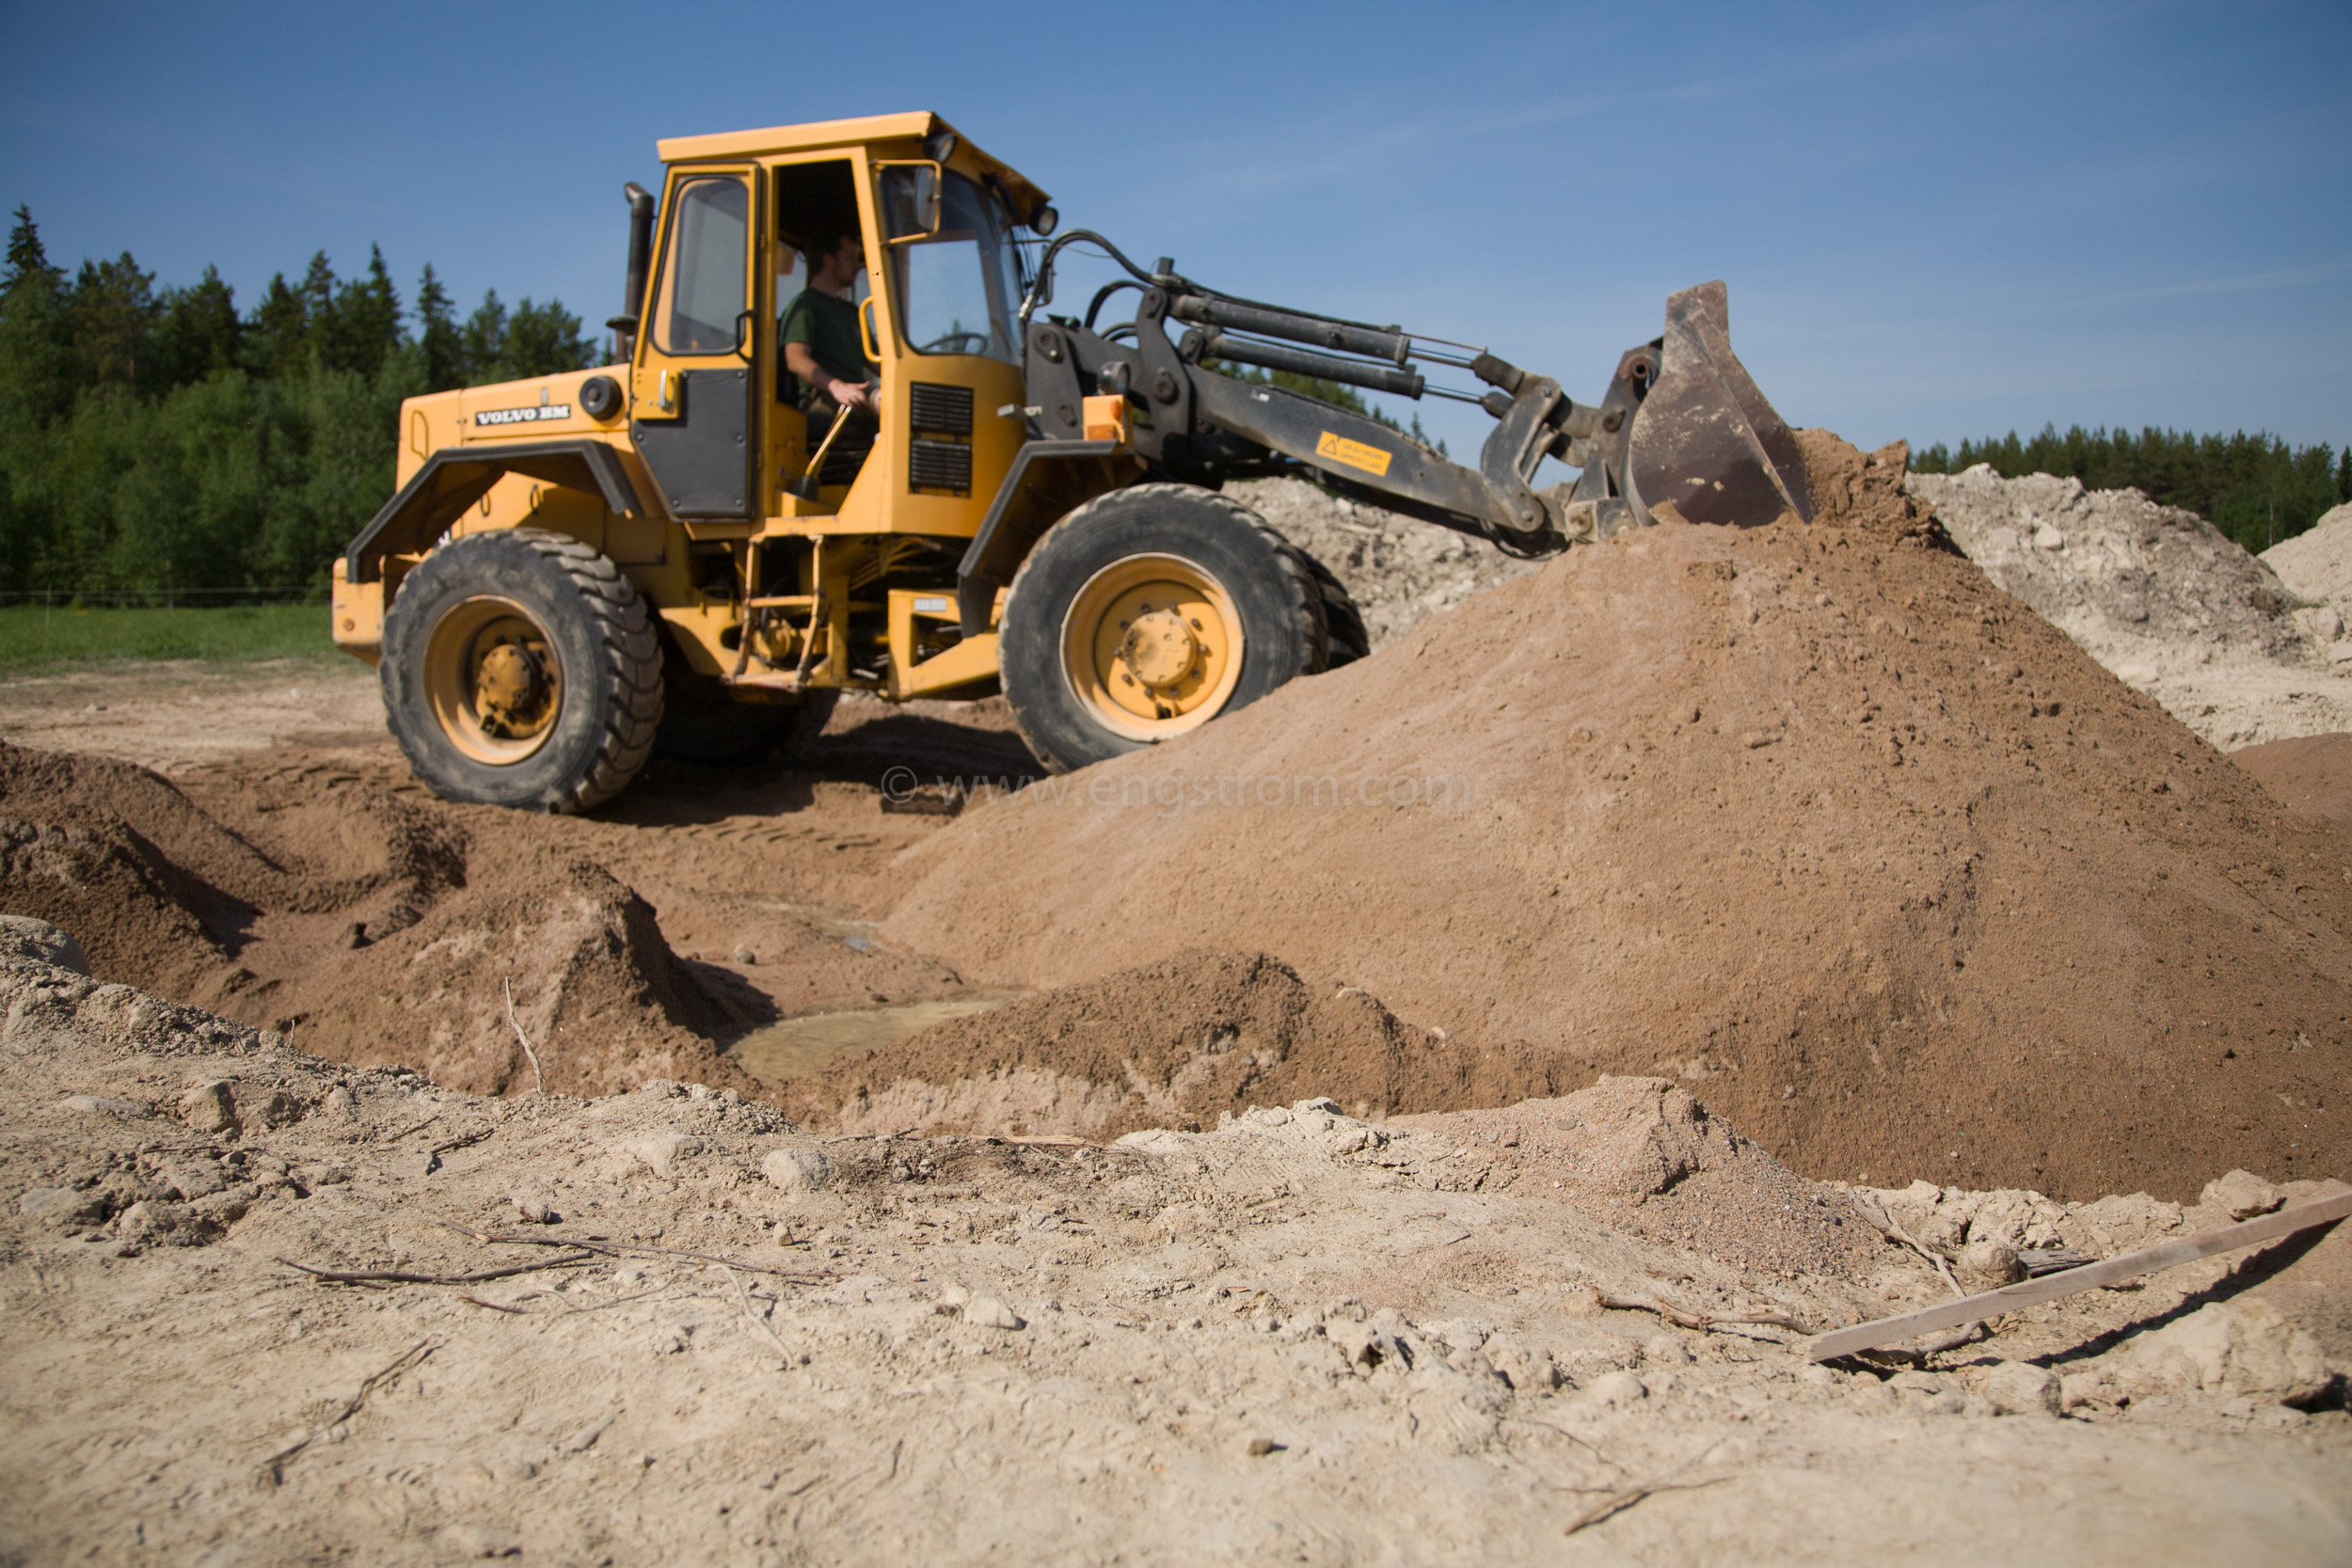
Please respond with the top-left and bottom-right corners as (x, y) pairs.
(1009, 233), (1812, 558)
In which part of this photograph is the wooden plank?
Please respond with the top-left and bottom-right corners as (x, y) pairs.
(1801, 1189), (2352, 1364)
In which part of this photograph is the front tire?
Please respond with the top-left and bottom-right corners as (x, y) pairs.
(999, 483), (1332, 773)
(381, 529), (663, 812)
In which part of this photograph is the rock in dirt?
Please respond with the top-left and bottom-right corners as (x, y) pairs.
(1956, 1239), (2025, 1290)
(1982, 1360), (2060, 1418)
(628, 1132), (702, 1180)
(963, 1294), (1025, 1330)
(761, 1144), (831, 1194)
(0, 915), (87, 974)
(1586, 1370), (1646, 1406)
(2201, 1168), (2284, 1220)
(179, 1081), (238, 1136)
(886, 430), (2352, 1201)
(2105, 1297), (2332, 1407)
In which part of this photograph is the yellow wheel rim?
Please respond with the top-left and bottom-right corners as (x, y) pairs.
(1059, 554), (1245, 742)
(422, 595), (564, 765)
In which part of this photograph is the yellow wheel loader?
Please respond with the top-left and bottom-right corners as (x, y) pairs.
(334, 111), (1810, 810)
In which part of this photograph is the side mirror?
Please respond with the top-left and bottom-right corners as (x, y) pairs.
(878, 162), (942, 245)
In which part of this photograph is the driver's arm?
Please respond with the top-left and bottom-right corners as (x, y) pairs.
(784, 342), (874, 412)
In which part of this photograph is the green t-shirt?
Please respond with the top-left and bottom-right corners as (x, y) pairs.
(780, 288), (875, 406)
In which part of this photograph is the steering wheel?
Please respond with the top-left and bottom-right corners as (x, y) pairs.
(918, 330), (993, 356)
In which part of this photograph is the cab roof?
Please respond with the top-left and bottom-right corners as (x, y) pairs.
(657, 112), (1048, 219)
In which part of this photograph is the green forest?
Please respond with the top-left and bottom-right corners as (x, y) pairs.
(1909, 426), (2347, 556)
(4, 202), (2346, 599)
(0, 207), (600, 599)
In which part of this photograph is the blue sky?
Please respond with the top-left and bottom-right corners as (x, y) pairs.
(3, 0), (2346, 456)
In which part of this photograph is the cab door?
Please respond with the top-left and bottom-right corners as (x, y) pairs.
(632, 166), (760, 519)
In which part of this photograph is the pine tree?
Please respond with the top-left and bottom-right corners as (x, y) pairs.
(501, 297), (597, 379)
(243, 272), (312, 380)
(415, 262), (462, 391)
(323, 245), (402, 377)
(0, 206), (72, 432)
(460, 290), (509, 384)
(5, 205), (62, 293)
(69, 251), (160, 394)
(153, 265), (242, 388)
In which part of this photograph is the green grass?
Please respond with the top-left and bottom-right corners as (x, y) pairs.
(0, 603), (342, 671)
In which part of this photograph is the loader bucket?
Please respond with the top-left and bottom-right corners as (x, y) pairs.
(1622, 281), (1812, 529)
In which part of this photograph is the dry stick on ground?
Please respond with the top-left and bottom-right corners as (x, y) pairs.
(278, 1253), (596, 1288)
(462, 1282), (677, 1318)
(503, 978), (544, 1095)
(432, 1220), (830, 1282)
(1563, 1442), (1730, 1539)
(726, 1265), (800, 1367)
(459, 1294), (527, 1314)
(1563, 1476), (1731, 1538)
(379, 1113), (442, 1144)
(258, 1340), (434, 1485)
(1849, 1192), (1965, 1298)
(1593, 1291), (1811, 1336)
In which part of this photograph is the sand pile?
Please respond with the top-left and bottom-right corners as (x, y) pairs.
(2233, 733), (2352, 833)
(1392, 1075), (1883, 1278)
(1238, 476), (1541, 652)
(0, 740), (753, 1098)
(787, 947), (1563, 1139)
(1913, 467), (2352, 748)
(885, 432), (2352, 1202)
(2262, 500), (2352, 632)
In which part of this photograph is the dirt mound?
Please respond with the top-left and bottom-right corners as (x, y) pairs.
(282, 856), (754, 1098)
(1237, 476), (1541, 652)
(2231, 732), (2352, 832)
(0, 739), (753, 1098)
(1912, 467), (2352, 748)
(784, 948), (1575, 1139)
(2263, 500), (2352, 625)
(885, 432), (2352, 1202)
(1394, 1076), (1882, 1278)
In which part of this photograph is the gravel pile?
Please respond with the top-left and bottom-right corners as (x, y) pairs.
(1911, 467), (2352, 748)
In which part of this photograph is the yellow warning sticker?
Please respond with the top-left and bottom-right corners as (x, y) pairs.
(1315, 431), (1393, 477)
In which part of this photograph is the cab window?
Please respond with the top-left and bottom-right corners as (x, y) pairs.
(656, 177), (749, 355)
(888, 172), (1022, 363)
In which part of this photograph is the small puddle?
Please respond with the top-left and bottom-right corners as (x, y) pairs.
(730, 996), (1010, 1085)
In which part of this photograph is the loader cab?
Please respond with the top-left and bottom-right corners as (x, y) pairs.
(627, 135), (1033, 539)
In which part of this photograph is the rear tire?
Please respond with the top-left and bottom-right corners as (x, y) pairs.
(999, 483), (1331, 773)
(381, 529), (663, 812)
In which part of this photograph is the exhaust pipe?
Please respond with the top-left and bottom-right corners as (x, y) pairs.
(606, 182), (656, 361)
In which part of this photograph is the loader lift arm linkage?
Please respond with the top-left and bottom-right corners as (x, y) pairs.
(960, 228), (1814, 631)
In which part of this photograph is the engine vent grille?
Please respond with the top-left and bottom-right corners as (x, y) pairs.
(909, 438), (973, 496)
(908, 382), (975, 436)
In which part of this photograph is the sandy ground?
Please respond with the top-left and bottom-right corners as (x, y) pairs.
(3, 947), (2347, 1566)
(2, 663), (2350, 1562)
(0, 658), (389, 771)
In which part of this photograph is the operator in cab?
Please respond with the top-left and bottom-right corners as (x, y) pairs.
(781, 230), (880, 483)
